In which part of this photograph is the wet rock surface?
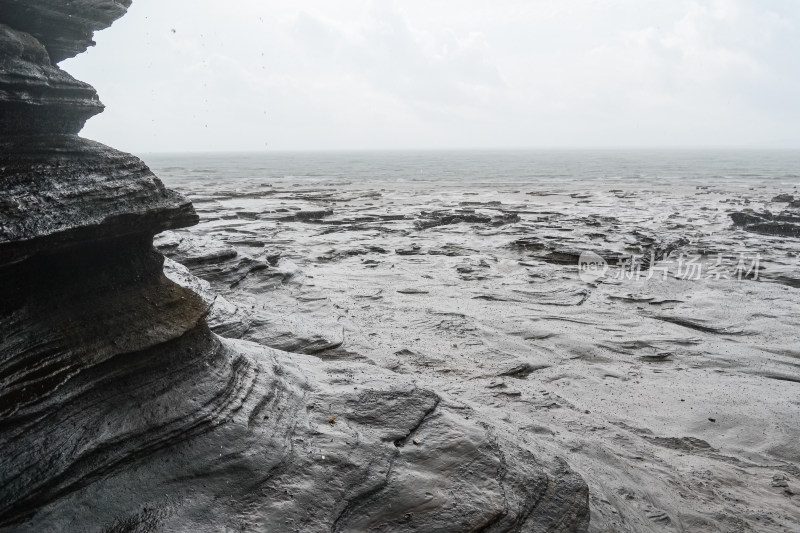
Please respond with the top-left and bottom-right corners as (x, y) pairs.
(0, 24), (103, 134)
(730, 210), (800, 238)
(0, 0), (132, 63)
(150, 158), (800, 532)
(414, 209), (520, 230)
(0, 136), (197, 265)
(0, 3), (590, 532)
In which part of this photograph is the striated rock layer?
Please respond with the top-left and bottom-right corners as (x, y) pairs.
(0, 136), (198, 265)
(0, 23), (103, 134)
(0, 2), (589, 532)
(0, 0), (133, 63)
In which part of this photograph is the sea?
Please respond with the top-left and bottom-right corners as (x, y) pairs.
(143, 149), (800, 187)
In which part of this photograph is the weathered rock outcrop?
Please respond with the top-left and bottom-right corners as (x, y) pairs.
(0, 136), (197, 265)
(0, 24), (103, 134)
(0, 3), (589, 532)
(730, 210), (800, 238)
(0, 0), (132, 63)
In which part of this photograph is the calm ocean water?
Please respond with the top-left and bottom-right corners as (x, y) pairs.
(142, 150), (800, 187)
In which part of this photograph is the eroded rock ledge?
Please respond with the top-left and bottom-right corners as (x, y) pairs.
(0, 2), (590, 531)
(0, 0), (132, 63)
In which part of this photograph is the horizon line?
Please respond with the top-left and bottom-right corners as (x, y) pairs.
(134, 146), (800, 156)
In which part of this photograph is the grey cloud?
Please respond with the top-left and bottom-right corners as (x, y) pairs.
(63, 0), (800, 151)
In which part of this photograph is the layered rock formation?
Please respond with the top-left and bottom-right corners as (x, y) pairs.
(0, 0), (132, 63)
(0, 3), (589, 532)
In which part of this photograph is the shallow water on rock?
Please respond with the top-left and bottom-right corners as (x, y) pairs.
(148, 150), (800, 532)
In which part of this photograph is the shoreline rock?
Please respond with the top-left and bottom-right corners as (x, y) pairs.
(0, 2), (590, 532)
(730, 210), (800, 238)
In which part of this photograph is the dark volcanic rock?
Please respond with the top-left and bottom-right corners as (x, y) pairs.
(415, 209), (520, 230)
(0, 3), (590, 532)
(747, 222), (800, 238)
(279, 208), (334, 221)
(0, 136), (198, 266)
(0, 0), (132, 63)
(0, 235), (208, 420)
(730, 211), (800, 238)
(511, 236), (548, 250)
(0, 24), (103, 134)
(772, 194), (795, 203)
(730, 211), (767, 227)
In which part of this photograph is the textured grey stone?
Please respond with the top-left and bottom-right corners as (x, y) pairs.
(0, 2), (590, 531)
(729, 210), (800, 238)
(0, 24), (103, 134)
(0, 0), (131, 63)
(0, 136), (198, 266)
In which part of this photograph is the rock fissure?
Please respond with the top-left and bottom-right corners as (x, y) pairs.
(393, 393), (441, 448)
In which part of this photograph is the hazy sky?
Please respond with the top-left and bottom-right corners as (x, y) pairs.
(63, 0), (800, 152)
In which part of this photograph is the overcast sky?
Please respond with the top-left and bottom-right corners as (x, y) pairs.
(63, 0), (800, 152)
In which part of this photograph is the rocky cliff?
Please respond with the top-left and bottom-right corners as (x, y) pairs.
(0, 3), (589, 531)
